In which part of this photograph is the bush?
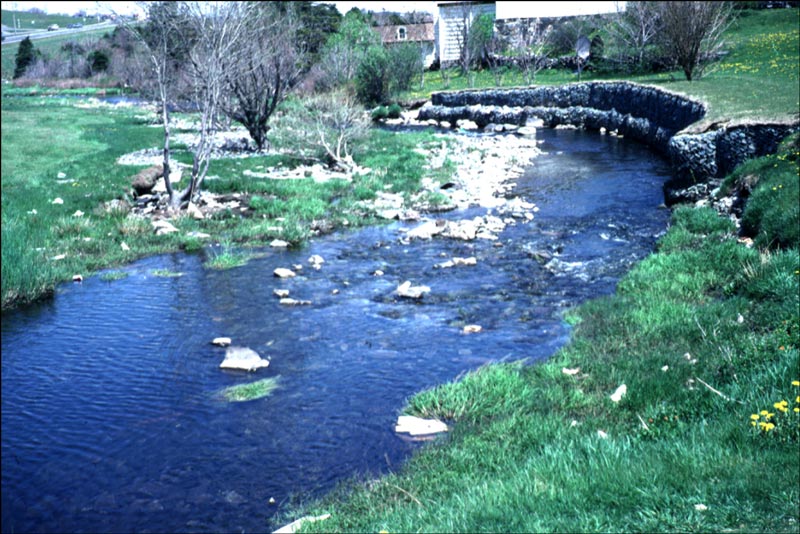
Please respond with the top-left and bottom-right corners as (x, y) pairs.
(387, 102), (403, 119)
(355, 45), (390, 106)
(371, 106), (389, 121)
(88, 49), (110, 74)
(13, 37), (38, 79)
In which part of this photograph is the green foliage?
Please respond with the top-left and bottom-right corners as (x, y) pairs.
(739, 142), (800, 249)
(387, 42), (423, 93)
(87, 49), (110, 73)
(387, 102), (402, 119)
(13, 36), (37, 79)
(355, 45), (389, 106)
(219, 377), (280, 402)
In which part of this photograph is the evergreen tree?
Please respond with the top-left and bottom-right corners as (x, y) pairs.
(13, 37), (37, 79)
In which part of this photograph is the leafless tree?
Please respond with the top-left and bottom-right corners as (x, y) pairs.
(655, 1), (734, 81)
(308, 90), (369, 172)
(179, 1), (255, 205)
(223, 2), (305, 151)
(514, 18), (551, 85)
(606, 1), (661, 70)
(117, 1), (192, 209)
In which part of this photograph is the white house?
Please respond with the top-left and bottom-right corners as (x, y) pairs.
(434, 1), (622, 66)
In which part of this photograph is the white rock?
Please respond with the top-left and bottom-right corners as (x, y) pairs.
(51, 254), (67, 261)
(373, 269), (384, 277)
(152, 219), (178, 235)
(562, 367), (581, 376)
(57, 172), (66, 179)
(212, 337), (232, 346)
(219, 346), (269, 371)
(462, 325), (482, 334)
(597, 430), (609, 439)
(270, 239), (289, 248)
(121, 242), (130, 251)
(396, 280), (430, 299)
(609, 384), (627, 403)
(273, 268), (296, 278)
(72, 274), (83, 282)
(405, 220), (444, 240)
(694, 504), (708, 512)
(273, 289), (290, 298)
(395, 415), (448, 436)
(452, 256), (477, 266)
(661, 365), (669, 372)
(52, 197), (64, 205)
(273, 514), (331, 534)
(72, 210), (84, 217)
(186, 202), (204, 220)
(308, 255), (324, 269)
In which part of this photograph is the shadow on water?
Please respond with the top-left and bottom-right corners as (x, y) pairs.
(1, 128), (672, 533)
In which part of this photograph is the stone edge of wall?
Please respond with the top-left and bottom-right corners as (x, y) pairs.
(416, 82), (798, 205)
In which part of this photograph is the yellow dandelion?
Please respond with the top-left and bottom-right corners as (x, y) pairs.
(760, 410), (769, 416)
(794, 408), (799, 413)
(774, 401), (789, 413)
(751, 414), (760, 420)
(792, 380), (800, 387)
(796, 396), (800, 403)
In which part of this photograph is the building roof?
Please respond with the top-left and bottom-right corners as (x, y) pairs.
(375, 22), (435, 44)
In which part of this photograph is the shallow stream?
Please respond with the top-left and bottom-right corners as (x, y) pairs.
(1, 128), (672, 533)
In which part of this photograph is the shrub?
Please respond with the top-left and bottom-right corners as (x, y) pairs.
(13, 37), (38, 79)
(387, 102), (403, 119)
(88, 49), (110, 74)
(355, 45), (390, 106)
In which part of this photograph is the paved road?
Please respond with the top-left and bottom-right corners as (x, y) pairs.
(2, 21), (115, 43)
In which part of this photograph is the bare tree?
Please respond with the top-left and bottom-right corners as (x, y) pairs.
(607, 2), (660, 70)
(308, 90), (369, 172)
(179, 1), (255, 205)
(117, 2), (193, 209)
(514, 18), (551, 85)
(655, 1), (734, 81)
(223, 2), (305, 151)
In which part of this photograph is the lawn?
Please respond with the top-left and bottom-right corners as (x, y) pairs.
(400, 8), (800, 126)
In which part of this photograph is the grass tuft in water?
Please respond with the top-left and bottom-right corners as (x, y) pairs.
(220, 377), (280, 402)
(151, 269), (184, 278)
(100, 271), (129, 282)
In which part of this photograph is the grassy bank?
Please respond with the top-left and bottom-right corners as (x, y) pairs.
(401, 8), (799, 126)
(293, 136), (800, 533)
(0, 94), (454, 310)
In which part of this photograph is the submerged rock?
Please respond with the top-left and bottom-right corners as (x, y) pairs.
(219, 347), (270, 371)
(396, 281), (430, 299)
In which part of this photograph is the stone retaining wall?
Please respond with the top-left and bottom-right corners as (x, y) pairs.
(416, 82), (798, 205)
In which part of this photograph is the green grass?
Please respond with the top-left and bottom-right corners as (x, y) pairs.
(0, 92), (458, 309)
(1, 9), (88, 31)
(292, 145), (800, 533)
(219, 377), (280, 402)
(400, 8), (800, 126)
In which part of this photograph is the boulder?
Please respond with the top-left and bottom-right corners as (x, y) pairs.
(273, 289), (290, 298)
(396, 280), (430, 299)
(152, 219), (178, 236)
(270, 239), (289, 248)
(211, 337), (232, 346)
(219, 346), (270, 371)
(131, 164), (164, 196)
(273, 268), (296, 278)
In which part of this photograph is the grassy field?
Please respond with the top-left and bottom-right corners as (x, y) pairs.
(401, 8), (800, 126)
(1, 9), (88, 31)
(0, 96), (454, 309)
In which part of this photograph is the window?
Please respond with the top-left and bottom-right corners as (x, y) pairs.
(397, 27), (407, 40)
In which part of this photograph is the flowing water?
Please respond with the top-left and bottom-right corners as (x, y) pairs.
(1, 128), (672, 533)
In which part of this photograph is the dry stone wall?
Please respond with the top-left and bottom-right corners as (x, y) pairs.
(417, 82), (798, 205)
